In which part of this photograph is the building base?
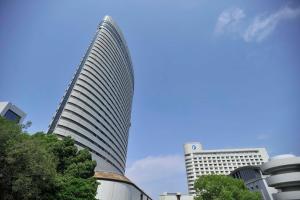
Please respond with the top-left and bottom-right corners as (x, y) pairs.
(95, 171), (152, 200)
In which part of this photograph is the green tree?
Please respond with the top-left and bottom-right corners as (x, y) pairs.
(35, 134), (99, 200)
(0, 117), (22, 155)
(4, 136), (57, 200)
(0, 117), (98, 200)
(194, 175), (261, 200)
(0, 117), (23, 199)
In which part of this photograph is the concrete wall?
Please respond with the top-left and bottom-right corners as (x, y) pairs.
(96, 180), (151, 200)
(159, 194), (193, 200)
(261, 155), (300, 200)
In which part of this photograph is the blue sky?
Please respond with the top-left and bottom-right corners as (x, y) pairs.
(0, 0), (300, 198)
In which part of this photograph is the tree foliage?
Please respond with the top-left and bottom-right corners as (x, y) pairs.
(0, 117), (98, 200)
(194, 175), (261, 200)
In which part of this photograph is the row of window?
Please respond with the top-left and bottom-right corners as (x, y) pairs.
(188, 159), (263, 165)
(73, 83), (128, 157)
(96, 29), (133, 105)
(81, 67), (128, 142)
(186, 162), (264, 174)
(86, 51), (132, 127)
(80, 68), (129, 133)
(92, 40), (132, 117)
(186, 158), (263, 165)
(58, 115), (125, 169)
(186, 154), (262, 160)
(77, 73), (128, 146)
(89, 41), (131, 121)
(70, 92), (127, 150)
(101, 21), (133, 73)
(75, 141), (124, 174)
(193, 162), (262, 167)
(75, 76), (127, 137)
(84, 62), (129, 139)
(191, 150), (260, 155)
(64, 103), (127, 161)
(87, 54), (129, 129)
(188, 170), (232, 179)
(57, 127), (124, 174)
(95, 32), (133, 97)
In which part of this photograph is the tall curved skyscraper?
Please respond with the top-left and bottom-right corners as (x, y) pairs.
(48, 16), (134, 175)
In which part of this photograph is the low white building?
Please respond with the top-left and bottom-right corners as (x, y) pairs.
(0, 102), (26, 124)
(184, 142), (269, 195)
(159, 192), (193, 200)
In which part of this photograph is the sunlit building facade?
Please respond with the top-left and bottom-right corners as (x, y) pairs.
(48, 16), (133, 175)
(184, 142), (269, 195)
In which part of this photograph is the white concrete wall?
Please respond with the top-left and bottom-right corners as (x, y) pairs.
(184, 142), (203, 154)
(96, 180), (151, 200)
(0, 102), (9, 115)
(159, 194), (193, 200)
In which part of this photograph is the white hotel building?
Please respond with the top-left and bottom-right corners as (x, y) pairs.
(184, 142), (269, 195)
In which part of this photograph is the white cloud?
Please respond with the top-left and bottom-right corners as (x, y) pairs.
(214, 5), (300, 42)
(256, 133), (269, 140)
(126, 155), (187, 198)
(243, 6), (300, 42)
(214, 7), (246, 35)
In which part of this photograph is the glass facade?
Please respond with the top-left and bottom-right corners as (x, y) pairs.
(4, 109), (21, 123)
